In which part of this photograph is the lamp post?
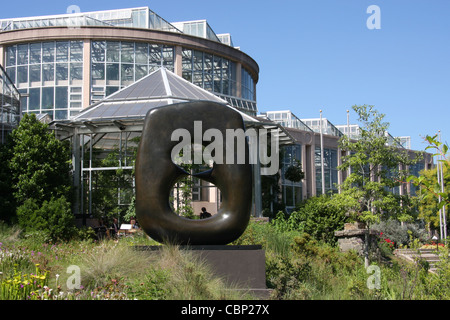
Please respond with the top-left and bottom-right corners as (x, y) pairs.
(432, 235), (439, 252)
(436, 130), (447, 242)
(320, 110), (325, 195)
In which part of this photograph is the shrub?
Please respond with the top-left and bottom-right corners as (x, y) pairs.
(371, 220), (429, 247)
(17, 196), (76, 242)
(265, 252), (312, 299)
(285, 195), (351, 244)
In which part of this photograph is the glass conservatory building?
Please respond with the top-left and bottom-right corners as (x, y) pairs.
(0, 7), (258, 121)
(259, 110), (433, 212)
(0, 64), (20, 143)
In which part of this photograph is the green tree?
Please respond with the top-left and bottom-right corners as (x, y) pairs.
(8, 114), (74, 239)
(288, 193), (357, 244)
(338, 105), (423, 225)
(408, 134), (449, 234)
(338, 105), (423, 267)
(0, 140), (16, 222)
(9, 113), (72, 206)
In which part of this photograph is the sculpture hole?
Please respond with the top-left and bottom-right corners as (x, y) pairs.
(170, 175), (220, 220)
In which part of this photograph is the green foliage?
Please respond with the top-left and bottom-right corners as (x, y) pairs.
(372, 220), (428, 247)
(0, 142), (16, 222)
(16, 196), (76, 242)
(338, 105), (423, 224)
(420, 247), (450, 299)
(128, 268), (171, 300)
(266, 253), (312, 299)
(9, 113), (72, 206)
(284, 159), (304, 183)
(407, 134), (449, 231)
(272, 194), (354, 244)
(0, 264), (49, 300)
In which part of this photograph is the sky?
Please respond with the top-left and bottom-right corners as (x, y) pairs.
(1, 0), (449, 152)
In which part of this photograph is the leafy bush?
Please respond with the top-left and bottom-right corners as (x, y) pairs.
(16, 196), (76, 242)
(9, 113), (72, 206)
(266, 253), (312, 299)
(273, 195), (352, 244)
(371, 220), (429, 247)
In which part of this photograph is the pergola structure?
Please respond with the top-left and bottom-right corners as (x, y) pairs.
(51, 67), (295, 224)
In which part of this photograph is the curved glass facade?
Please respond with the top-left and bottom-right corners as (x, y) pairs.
(5, 40), (257, 118)
(181, 48), (237, 97)
(5, 41), (84, 119)
(90, 41), (174, 103)
(1, 7), (259, 119)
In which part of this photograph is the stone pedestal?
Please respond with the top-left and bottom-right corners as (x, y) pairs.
(335, 223), (378, 255)
(134, 245), (270, 298)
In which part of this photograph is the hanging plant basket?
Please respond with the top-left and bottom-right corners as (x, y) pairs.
(284, 160), (305, 182)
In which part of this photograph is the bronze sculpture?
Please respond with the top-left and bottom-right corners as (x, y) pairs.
(135, 101), (253, 245)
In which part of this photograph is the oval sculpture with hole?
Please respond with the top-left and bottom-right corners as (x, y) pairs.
(135, 101), (253, 245)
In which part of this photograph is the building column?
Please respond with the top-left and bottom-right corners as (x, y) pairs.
(0, 45), (4, 67)
(82, 39), (91, 109)
(174, 45), (183, 77)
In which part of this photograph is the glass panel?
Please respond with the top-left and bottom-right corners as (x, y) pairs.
(91, 41), (105, 62)
(121, 42), (134, 63)
(42, 42), (55, 63)
(55, 110), (67, 120)
(149, 44), (162, 66)
(42, 64), (54, 82)
(56, 42), (69, 62)
(70, 63), (83, 81)
(70, 41), (83, 62)
(135, 43), (148, 64)
(42, 87), (54, 110)
(17, 66), (28, 84)
(91, 63), (105, 80)
(30, 43), (41, 64)
(6, 67), (15, 83)
(6, 46), (16, 67)
(193, 50), (203, 71)
(17, 44), (29, 65)
(106, 63), (119, 81)
(162, 46), (174, 69)
(28, 88), (40, 111)
(285, 185), (293, 207)
(106, 42), (120, 62)
(295, 186), (302, 204)
(29, 64), (41, 83)
(121, 63), (134, 85)
(105, 86), (119, 96)
(135, 65), (147, 80)
(70, 102), (82, 109)
(55, 86), (68, 108)
(56, 63), (68, 81)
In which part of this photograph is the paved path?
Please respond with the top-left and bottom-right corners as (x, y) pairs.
(394, 248), (449, 273)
